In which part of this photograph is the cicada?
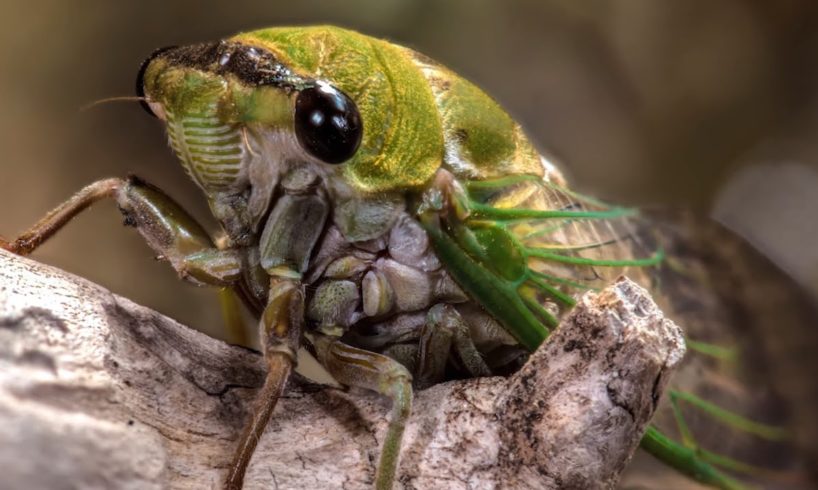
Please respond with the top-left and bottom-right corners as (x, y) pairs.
(2, 26), (809, 489)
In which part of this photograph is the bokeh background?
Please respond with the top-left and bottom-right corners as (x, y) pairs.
(1, 0), (817, 343)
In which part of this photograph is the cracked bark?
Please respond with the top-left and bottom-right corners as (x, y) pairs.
(0, 249), (684, 489)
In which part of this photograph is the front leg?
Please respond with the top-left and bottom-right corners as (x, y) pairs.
(2, 176), (241, 287)
(225, 277), (303, 490)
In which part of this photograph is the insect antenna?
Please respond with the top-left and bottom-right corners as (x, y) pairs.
(80, 96), (149, 112)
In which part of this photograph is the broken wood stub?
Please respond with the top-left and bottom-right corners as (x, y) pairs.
(496, 279), (686, 488)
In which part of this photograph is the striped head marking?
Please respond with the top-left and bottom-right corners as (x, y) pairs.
(137, 27), (444, 202)
(136, 39), (363, 194)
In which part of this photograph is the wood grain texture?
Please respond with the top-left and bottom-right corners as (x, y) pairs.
(0, 249), (683, 489)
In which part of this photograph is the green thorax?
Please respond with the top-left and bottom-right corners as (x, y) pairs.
(232, 26), (544, 194)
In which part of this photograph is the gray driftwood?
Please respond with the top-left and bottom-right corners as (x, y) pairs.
(0, 249), (684, 489)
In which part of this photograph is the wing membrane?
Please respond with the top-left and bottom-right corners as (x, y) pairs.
(422, 173), (801, 490)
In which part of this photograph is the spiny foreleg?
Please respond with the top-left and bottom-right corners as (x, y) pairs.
(224, 278), (303, 489)
(1, 176), (242, 286)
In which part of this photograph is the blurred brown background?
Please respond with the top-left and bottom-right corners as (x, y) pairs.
(1, 0), (817, 340)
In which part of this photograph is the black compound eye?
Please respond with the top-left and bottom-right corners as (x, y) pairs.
(136, 45), (177, 117)
(294, 83), (362, 164)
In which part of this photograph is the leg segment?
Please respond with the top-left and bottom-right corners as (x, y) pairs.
(381, 343), (418, 376)
(225, 278), (303, 490)
(3, 178), (122, 255)
(218, 288), (249, 346)
(415, 304), (492, 389)
(2, 176), (241, 287)
(313, 335), (413, 490)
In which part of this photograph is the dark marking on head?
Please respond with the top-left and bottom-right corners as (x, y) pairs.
(137, 45), (178, 116)
(453, 128), (469, 143)
(156, 41), (308, 91)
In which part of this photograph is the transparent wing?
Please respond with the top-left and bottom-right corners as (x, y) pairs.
(463, 175), (661, 322)
(423, 173), (807, 489)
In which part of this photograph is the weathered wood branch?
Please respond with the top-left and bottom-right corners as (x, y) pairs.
(0, 249), (684, 489)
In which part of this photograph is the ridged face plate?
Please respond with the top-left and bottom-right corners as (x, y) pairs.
(165, 102), (244, 191)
